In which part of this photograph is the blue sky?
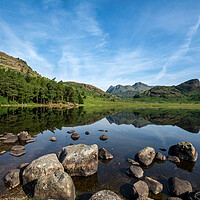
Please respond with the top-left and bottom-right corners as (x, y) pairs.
(0, 0), (200, 90)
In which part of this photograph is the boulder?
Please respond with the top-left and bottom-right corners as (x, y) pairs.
(126, 165), (144, 178)
(10, 150), (26, 157)
(4, 169), (20, 188)
(3, 135), (18, 144)
(168, 177), (193, 197)
(71, 133), (80, 140)
(22, 153), (64, 184)
(167, 156), (180, 163)
(34, 170), (75, 200)
(50, 137), (57, 142)
(11, 145), (25, 151)
(100, 135), (108, 141)
(155, 152), (166, 161)
(168, 142), (198, 162)
(89, 190), (122, 200)
(136, 147), (156, 166)
(131, 180), (149, 198)
(99, 148), (113, 160)
(57, 144), (98, 177)
(18, 131), (31, 141)
(144, 176), (163, 194)
(127, 158), (140, 166)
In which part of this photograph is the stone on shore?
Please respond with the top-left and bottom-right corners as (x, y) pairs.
(136, 147), (156, 166)
(131, 180), (149, 198)
(167, 156), (180, 163)
(126, 165), (144, 178)
(18, 131), (31, 141)
(144, 176), (163, 195)
(10, 150), (26, 157)
(71, 133), (80, 140)
(57, 143), (98, 177)
(99, 148), (113, 160)
(22, 153), (64, 184)
(3, 135), (18, 144)
(167, 177), (193, 197)
(100, 135), (108, 141)
(168, 142), (198, 162)
(155, 152), (166, 161)
(34, 170), (75, 200)
(127, 158), (140, 166)
(11, 145), (25, 151)
(89, 190), (122, 200)
(4, 169), (20, 188)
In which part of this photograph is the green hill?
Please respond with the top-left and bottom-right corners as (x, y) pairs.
(106, 82), (152, 99)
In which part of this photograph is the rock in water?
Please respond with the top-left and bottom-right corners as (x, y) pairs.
(22, 153), (64, 184)
(167, 156), (180, 163)
(168, 177), (193, 197)
(18, 131), (31, 141)
(168, 142), (198, 162)
(99, 148), (113, 160)
(67, 130), (75, 134)
(136, 147), (156, 166)
(71, 133), (80, 140)
(89, 190), (122, 200)
(4, 169), (20, 188)
(100, 135), (108, 141)
(3, 135), (18, 144)
(127, 158), (140, 166)
(11, 145), (25, 151)
(26, 139), (37, 143)
(50, 137), (57, 142)
(131, 180), (149, 198)
(85, 131), (90, 135)
(10, 150), (26, 157)
(34, 170), (75, 200)
(155, 152), (166, 161)
(57, 144), (98, 177)
(144, 176), (163, 195)
(126, 165), (144, 178)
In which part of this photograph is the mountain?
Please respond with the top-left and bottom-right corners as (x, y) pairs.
(0, 51), (40, 77)
(106, 82), (153, 99)
(134, 79), (200, 102)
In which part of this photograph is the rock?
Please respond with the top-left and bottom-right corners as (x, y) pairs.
(11, 145), (25, 151)
(155, 152), (166, 161)
(33, 135), (37, 138)
(0, 133), (14, 140)
(159, 148), (167, 151)
(67, 130), (75, 134)
(144, 176), (163, 194)
(10, 150), (26, 157)
(188, 190), (200, 200)
(3, 135), (18, 144)
(98, 130), (104, 132)
(105, 130), (108, 132)
(168, 177), (193, 197)
(168, 142), (198, 162)
(167, 198), (182, 200)
(85, 131), (90, 135)
(22, 153), (64, 184)
(18, 131), (31, 141)
(19, 163), (29, 170)
(131, 180), (149, 198)
(4, 169), (20, 188)
(126, 165), (144, 178)
(127, 158), (140, 166)
(26, 139), (37, 143)
(167, 156), (180, 163)
(34, 170), (75, 200)
(71, 133), (80, 140)
(0, 150), (6, 155)
(99, 148), (113, 160)
(100, 135), (108, 141)
(136, 147), (156, 166)
(57, 143), (98, 177)
(89, 190), (122, 200)
(50, 137), (57, 142)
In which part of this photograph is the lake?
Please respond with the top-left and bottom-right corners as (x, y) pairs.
(0, 106), (200, 199)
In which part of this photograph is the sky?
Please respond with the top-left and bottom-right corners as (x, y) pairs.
(0, 0), (200, 91)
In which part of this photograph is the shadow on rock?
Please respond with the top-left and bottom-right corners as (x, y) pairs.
(22, 180), (37, 198)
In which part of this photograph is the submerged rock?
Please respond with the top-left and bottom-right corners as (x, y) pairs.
(34, 170), (75, 200)
(71, 133), (80, 140)
(22, 153), (64, 184)
(136, 147), (156, 166)
(57, 143), (98, 177)
(131, 180), (149, 198)
(144, 176), (163, 195)
(89, 190), (122, 200)
(168, 142), (198, 162)
(126, 165), (144, 178)
(11, 145), (25, 151)
(168, 177), (193, 197)
(167, 156), (180, 163)
(100, 135), (108, 141)
(18, 131), (31, 141)
(155, 152), (166, 161)
(99, 148), (113, 160)
(10, 150), (26, 157)
(4, 169), (20, 188)
(127, 158), (140, 166)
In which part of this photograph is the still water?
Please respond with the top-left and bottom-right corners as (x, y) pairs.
(0, 107), (200, 199)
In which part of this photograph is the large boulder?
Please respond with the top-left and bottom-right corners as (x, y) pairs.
(168, 177), (193, 197)
(131, 180), (149, 198)
(136, 147), (156, 166)
(89, 190), (122, 200)
(168, 142), (198, 162)
(144, 176), (163, 195)
(4, 169), (20, 188)
(57, 144), (98, 177)
(22, 153), (64, 184)
(34, 170), (75, 200)
(126, 165), (144, 178)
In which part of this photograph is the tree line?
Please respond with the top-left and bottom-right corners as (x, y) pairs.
(0, 68), (84, 105)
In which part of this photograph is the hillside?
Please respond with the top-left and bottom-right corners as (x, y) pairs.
(106, 82), (153, 98)
(133, 79), (200, 102)
(0, 51), (40, 77)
